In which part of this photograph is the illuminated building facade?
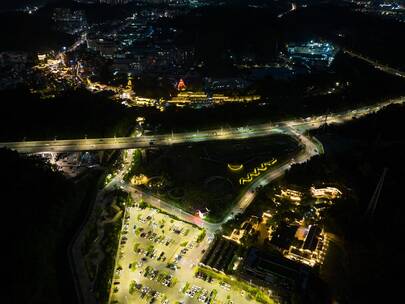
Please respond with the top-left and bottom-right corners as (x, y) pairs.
(177, 78), (186, 91)
(240, 247), (311, 294)
(86, 37), (118, 58)
(286, 41), (339, 69)
(52, 8), (87, 34)
(284, 225), (327, 267)
(310, 186), (342, 199)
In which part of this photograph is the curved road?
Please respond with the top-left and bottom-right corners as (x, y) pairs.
(71, 125), (320, 304)
(117, 125), (322, 233)
(63, 96), (404, 304)
(1, 96), (404, 153)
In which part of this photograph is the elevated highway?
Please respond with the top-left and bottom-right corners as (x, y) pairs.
(1, 96), (404, 153)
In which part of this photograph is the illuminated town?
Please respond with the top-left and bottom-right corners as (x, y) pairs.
(1, 1), (405, 304)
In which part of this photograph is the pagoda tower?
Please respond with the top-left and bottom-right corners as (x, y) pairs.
(177, 78), (186, 91)
(126, 74), (133, 91)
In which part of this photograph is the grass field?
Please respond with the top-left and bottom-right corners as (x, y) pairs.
(138, 134), (299, 220)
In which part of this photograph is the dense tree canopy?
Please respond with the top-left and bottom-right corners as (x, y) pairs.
(1, 148), (98, 304)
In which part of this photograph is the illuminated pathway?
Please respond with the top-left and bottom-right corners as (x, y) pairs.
(119, 125), (323, 232)
(1, 96), (404, 153)
(104, 96), (405, 231)
(67, 96), (404, 304)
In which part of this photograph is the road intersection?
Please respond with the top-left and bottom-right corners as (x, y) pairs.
(1, 96), (404, 153)
(43, 96), (405, 304)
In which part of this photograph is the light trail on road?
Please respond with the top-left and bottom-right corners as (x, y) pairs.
(1, 96), (404, 153)
(65, 96), (405, 304)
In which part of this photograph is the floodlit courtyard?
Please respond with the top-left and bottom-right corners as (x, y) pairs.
(109, 198), (264, 304)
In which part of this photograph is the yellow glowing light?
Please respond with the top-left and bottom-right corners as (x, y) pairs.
(228, 164), (244, 172)
(130, 174), (149, 185)
(239, 159), (277, 185)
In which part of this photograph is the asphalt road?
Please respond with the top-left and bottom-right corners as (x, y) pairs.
(1, 96), (404, 153)
(118, 125), (321, 234)
(343, 49), (405, 79)
(64, 96), (404, 304)
(106, 127), (320, 304)
(110, 195), (260, 304)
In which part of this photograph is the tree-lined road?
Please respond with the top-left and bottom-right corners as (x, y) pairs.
(120, 124), (322, 233)
(66, 96), (404, 304)
(1, 96), (404, 153)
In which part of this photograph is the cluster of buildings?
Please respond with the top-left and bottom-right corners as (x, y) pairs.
(284, 224), (327, 267)
(223, 210), (327, 269)
(84, 10), (195, 76)
(285, 41), (339, 70)
(33, 151), (101, 178)
(350, 0), (405, 22)
(275, 188), (303, 203)
(52, 8), (88, 34)
(0, 52), (32, 90)
(167, 90), (261, 108)
(0, 0), (341, 108)
(73, 0), (207, 7)
(276, 186), (342, 202)
(240, 247), (313, 297)
(86, 37), (118, 58)
(200, 185), (342, 299)
(202, 212), (325, 299)
(223, 216), (261, 245)
(231, 40), (339, 80)
(310, 186), (342, 199)
(200, 237), (239, 273)
(204, 77), (252, 91)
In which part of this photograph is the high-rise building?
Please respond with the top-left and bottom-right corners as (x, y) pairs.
(87, 36), (118, 58)
(52, 8), (87, 34)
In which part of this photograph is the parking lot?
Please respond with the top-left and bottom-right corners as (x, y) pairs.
(109, 194), (262, 304)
